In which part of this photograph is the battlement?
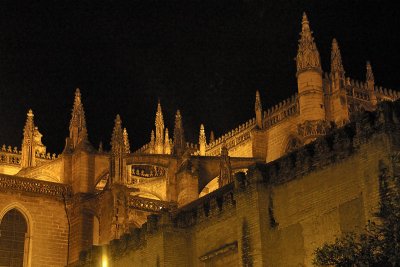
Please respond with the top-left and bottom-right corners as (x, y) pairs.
(174, 182), (235, 228)
(345, 77), (400, 101)
(253, 100), (400, 186)
(264, 93), (299, 128)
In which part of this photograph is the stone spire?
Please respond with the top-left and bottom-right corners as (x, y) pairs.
(199, 124), (206, 156)
(164, 128), (171, 155)
(366, 61), (377, 105)
(296, 12), (321, 75)
(155, 100), (165, 154)
(173, 110), (185, 156)
(209, 131), (215, 144)
(21, 109), (36, 168)
(111, 114), (124, 183)
(123, 128), (130, 154)
(330, 38), (345, 78)
(69, 88), (88, 149)
(255, 90), (263, 129)
(150, 130), (155, 154)
(111, 115), (124, 156)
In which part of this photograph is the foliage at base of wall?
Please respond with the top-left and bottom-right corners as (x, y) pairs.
(313, 160), (400, 266)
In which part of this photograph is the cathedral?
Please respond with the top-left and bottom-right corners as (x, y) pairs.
(0, 13), (399, 266)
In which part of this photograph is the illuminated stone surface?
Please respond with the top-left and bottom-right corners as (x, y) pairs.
(0, 13), (399, 267)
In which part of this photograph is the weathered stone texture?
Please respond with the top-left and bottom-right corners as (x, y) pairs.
(0, 193), (68, 267)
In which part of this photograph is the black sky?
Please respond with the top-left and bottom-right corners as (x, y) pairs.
(0, 1), (399, 153)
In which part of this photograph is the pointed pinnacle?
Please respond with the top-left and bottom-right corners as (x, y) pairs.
(366, 61), (374, 81)
(157, 99), (162, 112)
(115, 114), (121, 125)
(200, 124), (204, 131)
(332, 38), (338, 49)
(27, 109), (34, 117)
(74, 88), (81, 103)
(302, 12), (309, 24)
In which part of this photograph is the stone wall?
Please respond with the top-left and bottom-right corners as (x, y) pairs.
(0, 192), (69, 267)
(77, 101), (400, 267)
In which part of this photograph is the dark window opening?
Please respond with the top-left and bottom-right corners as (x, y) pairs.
(0, 209), (27, 267)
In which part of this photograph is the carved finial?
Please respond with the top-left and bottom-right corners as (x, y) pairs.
(69, 88), (88, 149)
(296, 12), (321, 75)
(331, 38), (345, 76)
(155, 100), (165, 154)
(199, 124), (206, 156)
(255, 90), (263, 128)
(366, 61), (374, 83)
(123, 128), (130, 154)
(173, 109), (185, 156)
(111, 114), (124, 156)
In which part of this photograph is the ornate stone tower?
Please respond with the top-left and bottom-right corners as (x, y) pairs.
(68, 88), (88, 150)
(366, 61), (377, 106)
(199, 124), (206, 156)
(111, 115), (125, 184)
(155, 101), (165, 154)
(21, 109), (36, 168)
(329, 38), (349, 124)
(296, 13), (325, 123)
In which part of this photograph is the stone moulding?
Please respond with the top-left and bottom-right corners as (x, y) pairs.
(199, 241), (238, 262)
(128, 196), (177, 213)
(0, 174), (71, 198)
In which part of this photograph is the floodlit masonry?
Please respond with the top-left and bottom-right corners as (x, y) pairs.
(0, 12), (399, 267)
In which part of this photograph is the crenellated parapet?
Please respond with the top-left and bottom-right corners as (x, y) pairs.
(259, 100), (400, 185)
(174, 183), (235, 228)
(264, 94), (299, 128)
(342, 77), (400, 112)
(206, 118), (256, 156)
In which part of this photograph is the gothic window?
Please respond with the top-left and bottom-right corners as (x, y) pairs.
(0, 209), (28, 267)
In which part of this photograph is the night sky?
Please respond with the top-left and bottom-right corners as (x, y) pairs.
(0, 1), (399, 154)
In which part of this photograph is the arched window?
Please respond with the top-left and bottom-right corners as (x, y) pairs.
(0, 209), (28, 267)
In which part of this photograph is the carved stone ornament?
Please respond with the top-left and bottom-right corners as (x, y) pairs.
(297, 120), (330, 138)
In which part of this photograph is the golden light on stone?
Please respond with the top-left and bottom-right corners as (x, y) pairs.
(0, 12), (398, 267)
